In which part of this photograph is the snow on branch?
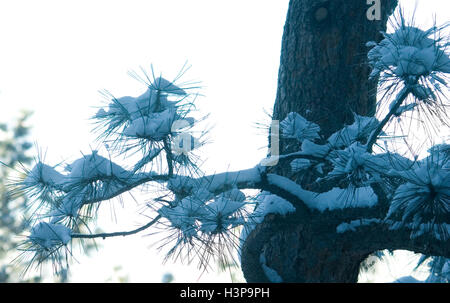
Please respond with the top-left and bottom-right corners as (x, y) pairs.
(327, 143), (390, 187)
(10, 27), (449, 277)
(266, 174), (378, 212)
(366, 11), (450, 152)
(167, 167), (263, 196)
(385, 154), (450, 241)
(280, 112), (321, 142)
(328, 114), (379, 149)
(336, 218), (382, 233)
(367, 24), (450, 80)
(18, 150), (170, 222)
(29, 222), (72, 249)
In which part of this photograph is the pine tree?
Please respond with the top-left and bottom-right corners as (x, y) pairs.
(8, 1), (450, 282)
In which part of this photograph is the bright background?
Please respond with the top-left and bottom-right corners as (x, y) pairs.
(0, 0), (448, 282)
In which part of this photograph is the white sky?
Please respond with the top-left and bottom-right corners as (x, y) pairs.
(0, 0), (448, 282)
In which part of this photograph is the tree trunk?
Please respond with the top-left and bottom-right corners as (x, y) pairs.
(242, 0), (400, 282)
(242, 209), (450, 282)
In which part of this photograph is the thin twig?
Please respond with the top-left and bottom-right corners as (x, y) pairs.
(72, 215), (161, 239)
(163, 138), (174, 177)
(366, 85), (412, 152)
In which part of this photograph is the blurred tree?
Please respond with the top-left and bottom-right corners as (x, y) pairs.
(0, 111), (35, 282)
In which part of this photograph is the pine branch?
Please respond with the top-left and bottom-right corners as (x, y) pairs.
(83, 173), (170, 204)
(276, 152), (327, 163)
(71, 215), (161, 239)
(163, 138), (173, 177)
(366, 85), (412, 153)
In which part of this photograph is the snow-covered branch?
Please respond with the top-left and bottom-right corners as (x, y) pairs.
(10, 18), (450, 278)
(167, 167), (263, 196)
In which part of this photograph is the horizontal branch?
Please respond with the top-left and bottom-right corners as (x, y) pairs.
(167, 167), (264, 195)
(168, 166), (386, 216)
(72, 215), (161, 239)
(274, 152), (326, 163)
(339, 220), (450, 259)
(83, 173), (170, 205)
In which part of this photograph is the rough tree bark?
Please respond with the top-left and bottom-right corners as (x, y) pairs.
(239, 0), (450, 282)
